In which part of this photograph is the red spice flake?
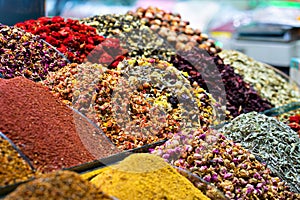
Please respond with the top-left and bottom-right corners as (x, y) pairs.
(85, 38), (127, 67)
(289, 115), (300, 136)
(0, 77), (118, 172)
(16, 16), (106, 63)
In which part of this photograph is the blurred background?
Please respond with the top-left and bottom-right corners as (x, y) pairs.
(0, 0), (300, 76)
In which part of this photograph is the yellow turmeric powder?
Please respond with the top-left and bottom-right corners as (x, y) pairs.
(91, 153), (210, 200)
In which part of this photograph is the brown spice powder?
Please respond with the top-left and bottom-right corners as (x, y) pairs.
(0, 77), (118, 172)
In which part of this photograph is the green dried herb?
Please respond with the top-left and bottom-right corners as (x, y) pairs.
(219, 112), (300, 193)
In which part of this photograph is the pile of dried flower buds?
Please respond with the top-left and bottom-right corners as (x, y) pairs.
(0, 24), (68, 81)
(95, 58), (217, 150)
(151, 128), (299, 199)
(16, 16), (109, 64)
(129, 7), (221, 55)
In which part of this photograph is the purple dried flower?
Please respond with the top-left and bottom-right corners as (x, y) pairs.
(203, 174), (211, 182)
(224, 173), (233, 179)
(199, 165), (208, 172)
(212, 148), (219, 154)
(211, 173), (218, 182)
(246, 184), (255, 194)
(199, 133), (206, 140)
(162, 154), (170, 160)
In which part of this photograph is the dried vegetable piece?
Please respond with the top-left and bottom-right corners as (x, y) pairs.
(0, 24), (68, 81)
(170, 47), (273, 118)
(94, 58), (217, 150)
(0, 135), (36, 187)
(0, 77), (118, 172)
(219, 112), (300, 193)
(219, 50), (300, 107)
(5, 170), (114, 200)
(289, 114), (300, 137)
(129, 7), (221, 55)
(91, 153), (210, 200)
(151, 128), (299, 199)
(81, 14), (175, 61)
(15, 16), (106, 63)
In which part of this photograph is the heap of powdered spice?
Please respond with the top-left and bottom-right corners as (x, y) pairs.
(129, 7), (221, 55)
(91, 153), (211, 200)
(5, 170), (114, 200)
(0, 77), (118, 172)
(15, 16), (124, 64)
(170, 47), (273, 118)
(0, 134), (37, 187)
(0, 24), (68, 81)
(150, 128), (299, 199)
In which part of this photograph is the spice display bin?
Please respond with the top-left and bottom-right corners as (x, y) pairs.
(0, 132), (35, 197)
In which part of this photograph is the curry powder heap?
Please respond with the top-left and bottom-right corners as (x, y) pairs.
(5, 170), (113, 200)
(91, 153), (210, 200)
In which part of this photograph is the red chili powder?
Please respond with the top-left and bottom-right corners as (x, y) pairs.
(0, 77), (118, 172)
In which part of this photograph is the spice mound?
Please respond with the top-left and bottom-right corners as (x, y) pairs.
(91, 153), (210, 200)
(81, 14), (175, 61)
(0, 77), (118, 172)
(16, 16), (106, 64)
(129, 7), (221, 55)
(0, 135), (36, 187)
(151, 128), (299, 199)
(0, 24), (68, 81)
(170, 47), (273, 118)
(219, 50), (300, 107)
(96, 58), (216, 150)
(219, 112), (300, 193)
(4, 170), (113, 200)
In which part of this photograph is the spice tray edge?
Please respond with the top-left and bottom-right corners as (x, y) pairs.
(262, 101), (300, 117)
(67, 139), (167, 174)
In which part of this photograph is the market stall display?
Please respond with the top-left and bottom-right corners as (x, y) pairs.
(90, 153), (210, 200)
(4, 171), (114, 200)
(219, 112), (300, 193)
(0, 77), (118, 172)
(0, 24), (68, 81)
(0, 5), (299, 199)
